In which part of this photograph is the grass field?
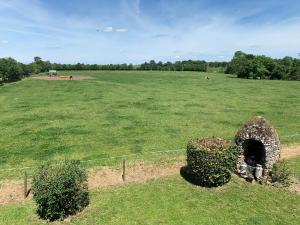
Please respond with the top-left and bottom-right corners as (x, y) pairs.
(0, 71), (299, 175)
(1, 71), (299, 224)
(0, 173), (299, 225)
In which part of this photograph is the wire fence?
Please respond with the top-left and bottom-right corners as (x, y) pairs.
(0, 148), (187, 203)
(0, 139), (299, 205)
(0, 133), (299, 180)
(0, 148), (186, 180)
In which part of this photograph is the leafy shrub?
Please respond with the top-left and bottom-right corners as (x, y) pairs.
(270, 160), (291, 187)
(185, 138), (238, 187)
(32, 160), (89, 221)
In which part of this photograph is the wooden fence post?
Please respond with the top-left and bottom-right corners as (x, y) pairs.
(122, 158), (126, 182)
(24, 171), (27, 198)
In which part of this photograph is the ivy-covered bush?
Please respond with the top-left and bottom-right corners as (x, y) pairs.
(270, 159), (291, 187)
(185, 138), (238, 187)
(32, 160), (89, 221)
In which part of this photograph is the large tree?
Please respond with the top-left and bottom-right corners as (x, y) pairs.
(0, 57), (23, 82)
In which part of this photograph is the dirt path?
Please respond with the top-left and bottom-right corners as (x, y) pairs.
(88, 161), (184, 189)
(0, 161), (185, 205)
(1, 145), (299, 205)
(280, 144), (300, 159)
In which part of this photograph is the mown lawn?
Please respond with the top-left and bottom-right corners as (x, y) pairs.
(0, 71), (299, 177)
(0, 173), (299, 225)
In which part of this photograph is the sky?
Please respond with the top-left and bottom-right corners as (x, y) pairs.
(0, 0), (300, 64)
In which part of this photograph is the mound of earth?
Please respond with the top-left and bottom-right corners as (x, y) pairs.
(33, 76), (94, 80)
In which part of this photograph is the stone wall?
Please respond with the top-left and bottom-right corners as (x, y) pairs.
(235, 116), (280, 176)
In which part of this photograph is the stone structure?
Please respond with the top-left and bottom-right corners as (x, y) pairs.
(235, 116), (280, 177)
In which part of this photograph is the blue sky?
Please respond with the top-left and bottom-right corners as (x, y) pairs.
(0, 0), (300, 64)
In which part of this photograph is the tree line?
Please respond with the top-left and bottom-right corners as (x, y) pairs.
(138, 60), (209, 71)
(0, 57), (224, 83)
(52, 59), (214, 72)
(0, 57), (134, 83)
(1, 52), (299, 84)
(226, 51), (300, 80)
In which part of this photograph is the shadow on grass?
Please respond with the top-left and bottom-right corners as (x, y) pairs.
(0, 78), (23, 85)
(180, 165), (234, 188)
(180, 165), (204, 186)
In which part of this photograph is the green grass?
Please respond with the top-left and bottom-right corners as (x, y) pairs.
(0, 71), (299, 176)
(1, 71), (299, 224)
(0, 175), (299, 225)
(288, 156), (300, 179)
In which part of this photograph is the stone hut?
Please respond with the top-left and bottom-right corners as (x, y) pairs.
(235, 116), (280, 177)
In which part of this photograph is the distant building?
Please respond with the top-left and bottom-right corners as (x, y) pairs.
(48, 70), (57, 76)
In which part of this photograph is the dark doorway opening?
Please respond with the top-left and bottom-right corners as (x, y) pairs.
(242, 139), (266, 167)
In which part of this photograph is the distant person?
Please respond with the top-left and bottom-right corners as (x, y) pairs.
(70, 76), (73, 80)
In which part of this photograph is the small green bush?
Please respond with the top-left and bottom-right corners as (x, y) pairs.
(32, 160), (89, 221)
(270, 159), (291, 187)
(185, 138), (238, 187)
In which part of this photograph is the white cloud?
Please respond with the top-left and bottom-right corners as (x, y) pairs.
(1, 0), (300, 63)
(101, 27), (128, 33)
(115, 28), (128, 32)
(103, 27), (113, 32)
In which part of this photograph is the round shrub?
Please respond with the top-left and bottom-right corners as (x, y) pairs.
(270, 159), (291, 187)
(32, 160), (89, 221)
(185, 138), (238, 187)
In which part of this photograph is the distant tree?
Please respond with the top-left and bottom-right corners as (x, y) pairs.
(89, 64), (99, 70)
(75, 63), (83, 70)
(281, 56), (293, 71)
(229, 51), (254, 78)
(149, 60), (157, 70)
(270, 64), (285, 80)
(128, 64), (134, 70)
(289, 66), (300, 80)
(34, 56), (42, 62)
(157, 61), (163, 70)
(174, 61), (183, 71)
(165, 61), (173, 71)
(0, 57), (23, 81)
(30, 57), (51, 73)
(226, 51), (300, 80)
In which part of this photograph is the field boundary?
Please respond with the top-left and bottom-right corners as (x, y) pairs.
(0, 148), (185, 172)
(0, 144), (299, 205)
(0, 134), (299, 172)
